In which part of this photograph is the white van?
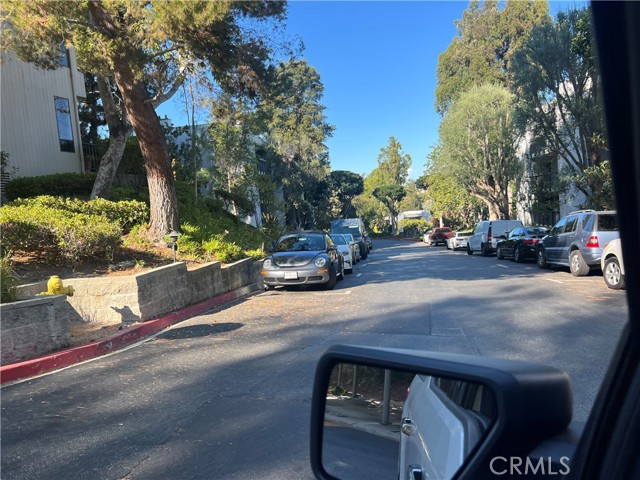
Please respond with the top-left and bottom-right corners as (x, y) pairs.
(467, 219), (523, 256)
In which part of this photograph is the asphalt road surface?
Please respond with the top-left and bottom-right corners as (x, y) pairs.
(1, 240), (628, 479)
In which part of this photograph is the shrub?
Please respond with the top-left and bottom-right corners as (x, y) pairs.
(398, 218), (430, 238)
(0, 204), (122, 262)
(10, 196), (148, 232)
(244, 248), (265, 261)
(4, 173), (97, 201)
(1, 257), (18, 303)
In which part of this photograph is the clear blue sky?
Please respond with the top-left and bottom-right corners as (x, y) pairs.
(158, 0), (587, 180)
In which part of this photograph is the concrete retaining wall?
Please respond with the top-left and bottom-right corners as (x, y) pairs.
(6, 259), (261, 366)
(0, 295), (74, 365)
(16, 259), (261, 326)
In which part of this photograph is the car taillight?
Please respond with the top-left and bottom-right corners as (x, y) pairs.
(586, 236), (600, 248)
(523, 239), (539, 245)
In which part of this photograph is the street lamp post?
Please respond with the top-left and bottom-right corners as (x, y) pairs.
(168, 230), (180, 263)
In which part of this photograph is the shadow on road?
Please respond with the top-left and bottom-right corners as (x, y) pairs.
(156, 323), (244, 340)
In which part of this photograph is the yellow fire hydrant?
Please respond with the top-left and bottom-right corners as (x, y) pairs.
(40, 275), (74, 297)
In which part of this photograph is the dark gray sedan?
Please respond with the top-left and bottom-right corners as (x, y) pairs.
(261, 231), (343, 290)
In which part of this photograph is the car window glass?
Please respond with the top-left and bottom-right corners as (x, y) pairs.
(564, 216), (578, 233)
(550, 217), (567, 235)
(330, 235), (346, 246)
(581, 214), (595, 231)
(277, 234), (325, 251)
(597, 214), (619, 231)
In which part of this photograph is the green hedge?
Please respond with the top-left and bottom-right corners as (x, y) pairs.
(10, 196), (149, 232)
(398, 218), (430, 237)
(4, 173), (97, 201)
(0, 204), (122, 262)
(1, 257), (17, 303)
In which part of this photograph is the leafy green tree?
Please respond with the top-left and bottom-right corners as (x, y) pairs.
(209, 93), (261, 216)
(328, 170), (364, 218)
(398, 180), (425, 212)
(511, 7), (610, 206)
(435, 0), (549, 115)
(376, 137), (412, 186)
(373, 185), (406, 234)
(439, 84), (521, 220)
(261, 59), (334, 228)
(3, 1), (286, 238)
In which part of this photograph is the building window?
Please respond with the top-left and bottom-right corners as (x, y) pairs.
(54, 97), (75, 153)
(57, 42), (69, 67)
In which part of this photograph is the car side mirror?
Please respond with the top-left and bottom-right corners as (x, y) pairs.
(310, 345), (572, 480)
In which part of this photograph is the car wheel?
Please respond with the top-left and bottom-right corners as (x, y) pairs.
(467, 244), (473, 255)
(603, 257), (625, 289)
(514, 246), (523, 263)
(537, 247), (548, 268)
(325, 265), (337, 290)
(481, 243), (490, 257)
(496, 245), (504, 259)
(569, 250), (590, 276)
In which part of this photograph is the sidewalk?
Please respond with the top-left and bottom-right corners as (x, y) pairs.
(325, 396), (403, 442)
(0, 283), (263, 385)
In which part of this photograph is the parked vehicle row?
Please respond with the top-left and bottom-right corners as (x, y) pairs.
(261, 220), (372, 291)
(425, 210), (623, 290)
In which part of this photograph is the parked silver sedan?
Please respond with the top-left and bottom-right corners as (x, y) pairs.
(330, 234), (354, 273)
(261, 231), (343, 290)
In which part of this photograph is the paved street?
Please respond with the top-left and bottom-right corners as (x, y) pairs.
(1, 240), (628, 479)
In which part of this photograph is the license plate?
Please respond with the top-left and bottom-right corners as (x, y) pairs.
(284, 272), (298, 280)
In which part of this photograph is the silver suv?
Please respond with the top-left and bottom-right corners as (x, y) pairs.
(537, 210), (619, 276)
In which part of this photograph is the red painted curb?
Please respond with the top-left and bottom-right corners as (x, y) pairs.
(0, 289), (243, 384)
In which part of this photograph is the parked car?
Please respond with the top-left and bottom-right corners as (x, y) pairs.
(399, 374), (494, 480)
(447, 231), (472, 250)
(537, 210), (619, 276)
(331, 218), (369, 259)
(261, 231), (343, 290)
(342, 233), (361, 263)
(601, 238), (625, 290)
(428, 227), (454, 246)
(422, 229), (433, 245)
(467, 219), (523, 256)
(329, 234), (354, 274)
(496, 226), (549, 262)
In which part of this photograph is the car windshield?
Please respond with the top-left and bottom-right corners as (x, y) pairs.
(276, 234), (325, 252)
(332, 225), (361, 236)
(330, 235), (347, 246)
(1, 3), (632, 480)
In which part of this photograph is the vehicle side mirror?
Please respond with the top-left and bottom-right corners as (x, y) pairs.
(310, 346), (572, 480)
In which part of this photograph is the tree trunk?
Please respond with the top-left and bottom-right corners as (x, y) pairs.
(89, 1), (179, 239)
(90, 76), (132, 199)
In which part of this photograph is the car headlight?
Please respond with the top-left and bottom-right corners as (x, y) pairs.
(263, 259), (272, 268)
(314, 257), (327, 268)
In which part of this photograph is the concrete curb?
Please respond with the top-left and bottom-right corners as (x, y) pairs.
(0, 283), (263, 385)
(373, 237), (421, 242)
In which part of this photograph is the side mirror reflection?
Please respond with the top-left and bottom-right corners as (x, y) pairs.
(322, 363), (497, 480)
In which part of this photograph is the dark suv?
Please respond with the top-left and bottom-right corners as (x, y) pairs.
(537, 210), (619, 276)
